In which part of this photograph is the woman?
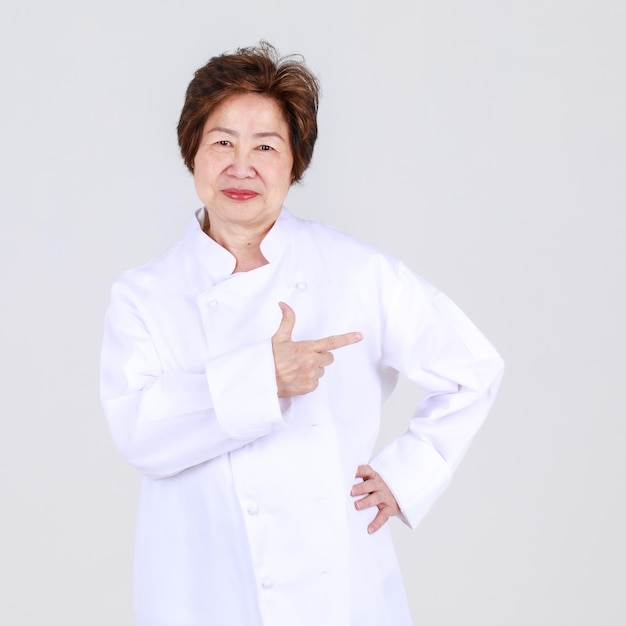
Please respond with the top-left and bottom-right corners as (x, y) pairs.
(101, 42), (504, 626)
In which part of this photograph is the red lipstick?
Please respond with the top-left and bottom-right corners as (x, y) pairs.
(223, 188), (259, 201)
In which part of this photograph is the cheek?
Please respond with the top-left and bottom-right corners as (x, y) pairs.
(193, 169), (217, 201)
(275, 161), (294, 190)
(194, 157), (219, 184)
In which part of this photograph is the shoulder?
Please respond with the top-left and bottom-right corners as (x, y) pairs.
(292, 214), (394, 265)
(291, 213), (434, 291)
(109, 239), (185, 306)
(296, 212), (415, 275)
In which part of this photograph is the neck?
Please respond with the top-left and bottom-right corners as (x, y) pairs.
(203, 212), (271, 272)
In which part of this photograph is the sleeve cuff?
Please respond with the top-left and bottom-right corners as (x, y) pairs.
(370, 437), (452, 529)
(205, 339), (284, 439)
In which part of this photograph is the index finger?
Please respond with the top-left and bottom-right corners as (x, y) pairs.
(312, 331), (363, 352)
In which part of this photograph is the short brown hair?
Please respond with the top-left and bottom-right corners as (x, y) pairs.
(177, 41), (320, 183)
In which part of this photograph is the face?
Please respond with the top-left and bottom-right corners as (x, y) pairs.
(193, 92), (294, 237)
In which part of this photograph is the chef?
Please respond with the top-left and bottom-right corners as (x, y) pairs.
(101, 41), (504, 626)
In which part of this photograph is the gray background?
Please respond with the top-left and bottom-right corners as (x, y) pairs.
(1, 0), (624, 624)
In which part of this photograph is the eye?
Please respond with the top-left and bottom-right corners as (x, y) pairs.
(258, 144), (273, 151)
(217, 140), (231, 147)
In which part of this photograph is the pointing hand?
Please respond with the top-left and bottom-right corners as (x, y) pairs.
(271, 302), (362, 397)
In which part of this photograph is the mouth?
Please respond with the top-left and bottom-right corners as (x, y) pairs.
(222, 188), (259, 201)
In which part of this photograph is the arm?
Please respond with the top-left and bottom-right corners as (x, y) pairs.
(363, 262), (504, 530)
(100, 287), (362, 480)
(100, 282), (284, 479)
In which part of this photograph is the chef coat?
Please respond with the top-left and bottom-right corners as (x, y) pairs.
(100, 207), (504, 626)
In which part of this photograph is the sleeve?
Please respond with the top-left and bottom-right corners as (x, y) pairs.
(99, 280), (284, 479)
(369, 262), (504, 529)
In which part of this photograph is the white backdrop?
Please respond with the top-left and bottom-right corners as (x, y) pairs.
(1, 1), (624, 624)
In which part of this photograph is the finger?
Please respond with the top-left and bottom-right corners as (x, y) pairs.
(351, 471), (378, 497)
(355, 464), (376, 481)
(351, 480), (377, 497)
(367, 509), (391, 535)
(353, 492), (385, 511)
(311, 331), (363, 353)
(272, 302), (296, 343)
(318, 351), (334, 367)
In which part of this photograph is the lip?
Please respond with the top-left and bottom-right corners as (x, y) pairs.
(222, 188), (259, 201)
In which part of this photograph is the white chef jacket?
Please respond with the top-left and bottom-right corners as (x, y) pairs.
(100, 207), (504, 626)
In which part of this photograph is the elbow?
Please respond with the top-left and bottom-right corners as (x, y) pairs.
(104, 410), (179, 481)
(114, 428), (186, 480)
(465, 352), (505, 395)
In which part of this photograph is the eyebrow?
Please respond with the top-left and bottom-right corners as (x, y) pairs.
(205, 126), (287, 141)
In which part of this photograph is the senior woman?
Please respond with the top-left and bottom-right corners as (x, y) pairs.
(101, 42), (504, 626)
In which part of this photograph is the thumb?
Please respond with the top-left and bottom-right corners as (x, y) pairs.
(272, 301), (296, 343)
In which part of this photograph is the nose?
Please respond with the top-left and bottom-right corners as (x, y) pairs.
(227, 149), (255, 179)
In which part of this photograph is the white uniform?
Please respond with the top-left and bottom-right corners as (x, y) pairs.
(100, 207), (504, 626)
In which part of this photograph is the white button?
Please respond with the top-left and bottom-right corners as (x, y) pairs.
(207, 300), (218, 310)
(247, 504), (259, 516)
(261, 578), (273, 590)
(295, 281), (308, 291)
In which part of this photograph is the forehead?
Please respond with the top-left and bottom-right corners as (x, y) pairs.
(204, 93), (288, 132)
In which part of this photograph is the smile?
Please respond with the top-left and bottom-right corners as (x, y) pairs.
(223, 189), (259, 201)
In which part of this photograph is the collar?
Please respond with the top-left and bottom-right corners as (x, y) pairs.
(181, 206), (299, 285)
